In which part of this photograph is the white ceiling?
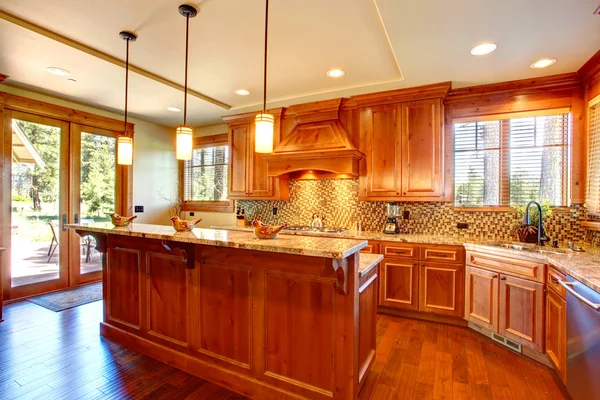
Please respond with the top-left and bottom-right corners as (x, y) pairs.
(0, 0), (598, 127)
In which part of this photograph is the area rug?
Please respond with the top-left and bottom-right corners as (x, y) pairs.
(27, 282), (102, 312)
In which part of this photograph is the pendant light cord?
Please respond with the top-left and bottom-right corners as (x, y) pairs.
(124, 38), (130, 135)
(262, 0), (269, 114)
(184, 14), (190, 126)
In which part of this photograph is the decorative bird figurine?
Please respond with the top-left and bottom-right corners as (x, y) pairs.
(252, 220), (287, 239)
(171, 216), (202, 232)
(111, 213), (137, 227)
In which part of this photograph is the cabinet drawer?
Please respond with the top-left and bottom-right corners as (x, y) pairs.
(381, 243), (419, 259)
(547, 265), (567, 299)
(420, 245), (465, 265)
(466, 251), (545, 283)
(360, 242), (380, 254)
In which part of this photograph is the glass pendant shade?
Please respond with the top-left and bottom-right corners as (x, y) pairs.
(117, 136), (133, 165)
(176, 126), (194, 160)
(255, 113), (274, 153)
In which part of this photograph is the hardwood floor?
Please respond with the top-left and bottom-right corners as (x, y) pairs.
(0, 301), (567, 400)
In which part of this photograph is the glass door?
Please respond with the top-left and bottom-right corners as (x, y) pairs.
(6, 111), (70, 298)
(69, 124), (118, 285)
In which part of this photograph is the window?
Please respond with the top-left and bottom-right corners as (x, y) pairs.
(182, 134), (233, 212)
(587, 101), (600, 215)
(454, 111), (571, 208)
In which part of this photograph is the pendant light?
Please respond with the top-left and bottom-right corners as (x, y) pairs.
(255, 0), (274, 154)
(176, 4), (197, 161)
(117, 31), (137, 166)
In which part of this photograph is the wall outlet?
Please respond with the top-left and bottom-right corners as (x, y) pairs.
(189, 212), (195, 217)
(272, 207), (278, 215)
(403, 210), (410, 220)
(457, 222), (469, 229)
(134, 205), (144, 213)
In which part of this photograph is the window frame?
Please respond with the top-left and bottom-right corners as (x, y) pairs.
(180, 133), (234, 213)
(452, 108), (572, 212)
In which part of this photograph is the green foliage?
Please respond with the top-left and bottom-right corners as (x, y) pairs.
(80, 133), (116, 217)
(455, 167), (482, 206)
(513, 199), (553, 227)
(11, 191), (31, 202)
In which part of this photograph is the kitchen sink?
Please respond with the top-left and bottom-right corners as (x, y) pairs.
(480, 242), (568, 255)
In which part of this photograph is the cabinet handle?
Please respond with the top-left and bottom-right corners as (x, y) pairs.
(493, 275), (498, 279)
(551, 277), (559, 284)
(413, 262), (418, 267)
(500, 277), (506, 281)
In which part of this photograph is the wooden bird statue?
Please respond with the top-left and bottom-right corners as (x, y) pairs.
(252, 220), (287, 239)
(171, 216), (202, 232)
(111, 213), (137, 227)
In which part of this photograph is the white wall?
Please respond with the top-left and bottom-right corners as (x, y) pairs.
(0, 84), (178, 225)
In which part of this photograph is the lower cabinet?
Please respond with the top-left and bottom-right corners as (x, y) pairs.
(499, 274), (544, 353)
(358, 265), (378, 391)
(465, 266), (499, 332)
(420, 261), (464, 317)
(546, 278), (567, 383)
(378, 258), (419, 311)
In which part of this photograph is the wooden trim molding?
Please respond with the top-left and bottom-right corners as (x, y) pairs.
(578, 49), (600, 87)
(0, 74), (7, 84)
(349, 81), (452, 108)
(0, 10), (230, 110)
(192, 133), (228, 148)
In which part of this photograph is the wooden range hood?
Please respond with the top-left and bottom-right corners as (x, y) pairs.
(263, 99), (363, 177)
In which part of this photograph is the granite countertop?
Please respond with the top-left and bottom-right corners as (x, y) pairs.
(210, 225), (470, 245)
(65, 223), (367, 259)
(213, 225), (600, 293)
(359, 253), (383, 278)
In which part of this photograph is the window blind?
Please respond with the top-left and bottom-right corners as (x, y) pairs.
(588, 103), (600, 215)
(183, 145), (229, 202)
(454, 113), (570, 208)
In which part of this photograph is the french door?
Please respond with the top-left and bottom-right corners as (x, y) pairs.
(3, 111), (121, 299)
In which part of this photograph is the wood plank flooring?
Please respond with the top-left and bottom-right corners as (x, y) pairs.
(0, 300), (568, 399)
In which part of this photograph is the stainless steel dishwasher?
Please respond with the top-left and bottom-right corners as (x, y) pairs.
(561, 276), (600, 400)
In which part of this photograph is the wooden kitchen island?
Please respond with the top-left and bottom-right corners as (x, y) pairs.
(67, 223), (376, 400)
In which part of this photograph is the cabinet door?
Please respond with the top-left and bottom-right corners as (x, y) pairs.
(400, 99), (443, 199)
(228, 124), (249, 197)
(106, 246), (143, 332)
(546, 289), (566, 383)
(379, 258), (419, 311)
(247, 123), (275, 198)
(359, 105), (402, 199)
(419, 262), (464, 317)
(358, 269), (377, 389)
(499, 274), (544, 352)
(465, 266), (498, 331)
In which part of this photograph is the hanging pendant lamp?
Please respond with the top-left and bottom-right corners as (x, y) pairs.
(255, 0), (274, 154)
(117, 31), (137, 166)
(176, 4), (197, 161)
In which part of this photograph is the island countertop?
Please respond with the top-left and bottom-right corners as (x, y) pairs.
(66, 222), (367, 259)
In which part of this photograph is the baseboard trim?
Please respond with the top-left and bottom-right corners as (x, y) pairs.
(377, 307), (468, 327)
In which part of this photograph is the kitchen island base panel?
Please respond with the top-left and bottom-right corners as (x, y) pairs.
(95, 233), (367, 400)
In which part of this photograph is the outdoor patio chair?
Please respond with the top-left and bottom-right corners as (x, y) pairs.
(47, 221), (96, 263)
(47, 221), (58, 263)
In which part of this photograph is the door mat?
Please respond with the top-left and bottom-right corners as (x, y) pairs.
(27, 282), (102, 312)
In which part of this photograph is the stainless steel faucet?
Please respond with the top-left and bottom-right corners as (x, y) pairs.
(523, 200), (548, 246)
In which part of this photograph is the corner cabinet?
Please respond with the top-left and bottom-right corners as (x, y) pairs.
(226, 115), (289, 200)
(358, 98), (444, 201)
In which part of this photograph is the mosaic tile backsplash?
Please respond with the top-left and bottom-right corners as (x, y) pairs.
(238, 179), (589, 243)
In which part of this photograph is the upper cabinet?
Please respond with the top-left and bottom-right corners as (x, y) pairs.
(357, 95), (446, 201)
(225, 112), (289, 200)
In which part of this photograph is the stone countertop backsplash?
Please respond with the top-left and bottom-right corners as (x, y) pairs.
(213, 224), (600, 293)
(65, 223), (366, 259)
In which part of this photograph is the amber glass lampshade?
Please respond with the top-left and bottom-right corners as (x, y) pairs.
(254, 113), (274, 153)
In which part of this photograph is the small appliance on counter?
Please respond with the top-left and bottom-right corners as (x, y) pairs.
(383, 202), (400, 234)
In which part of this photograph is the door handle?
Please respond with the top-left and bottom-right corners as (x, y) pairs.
(74, 213), (79, 224)
(61, 214), (67, 232)
(558, 280), (600, 311)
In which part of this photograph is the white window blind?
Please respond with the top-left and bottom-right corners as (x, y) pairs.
(183, 145), (229, 202)
(454, 113), (571, 208)
(587, 103), (600, 215)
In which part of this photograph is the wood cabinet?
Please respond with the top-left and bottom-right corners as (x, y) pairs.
(465, 250), (546, 353)
(359, 98), (444, 201)
(226, 120), (289, 200)
(465, 266), (499, 332)
(379, 258), (419, 311)
(420, 261), (464, 317)
(400, 99), (443, 198)
(499, 274), (544, 353)
(358, 259), (378, 391)
(546, 266), (566, 383)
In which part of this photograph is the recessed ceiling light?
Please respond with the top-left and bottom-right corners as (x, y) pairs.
(530, 58), (557, 69)
(167, 107), (181, 112)
(234, 89), (251, 96)
(46, 67), (70, 76)
(470, 43), (497, 56)
(326, 69), (345, 78)
(66, 78), (76, 84)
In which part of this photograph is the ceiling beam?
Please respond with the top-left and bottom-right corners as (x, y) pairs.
(0, 9), (231, 110)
